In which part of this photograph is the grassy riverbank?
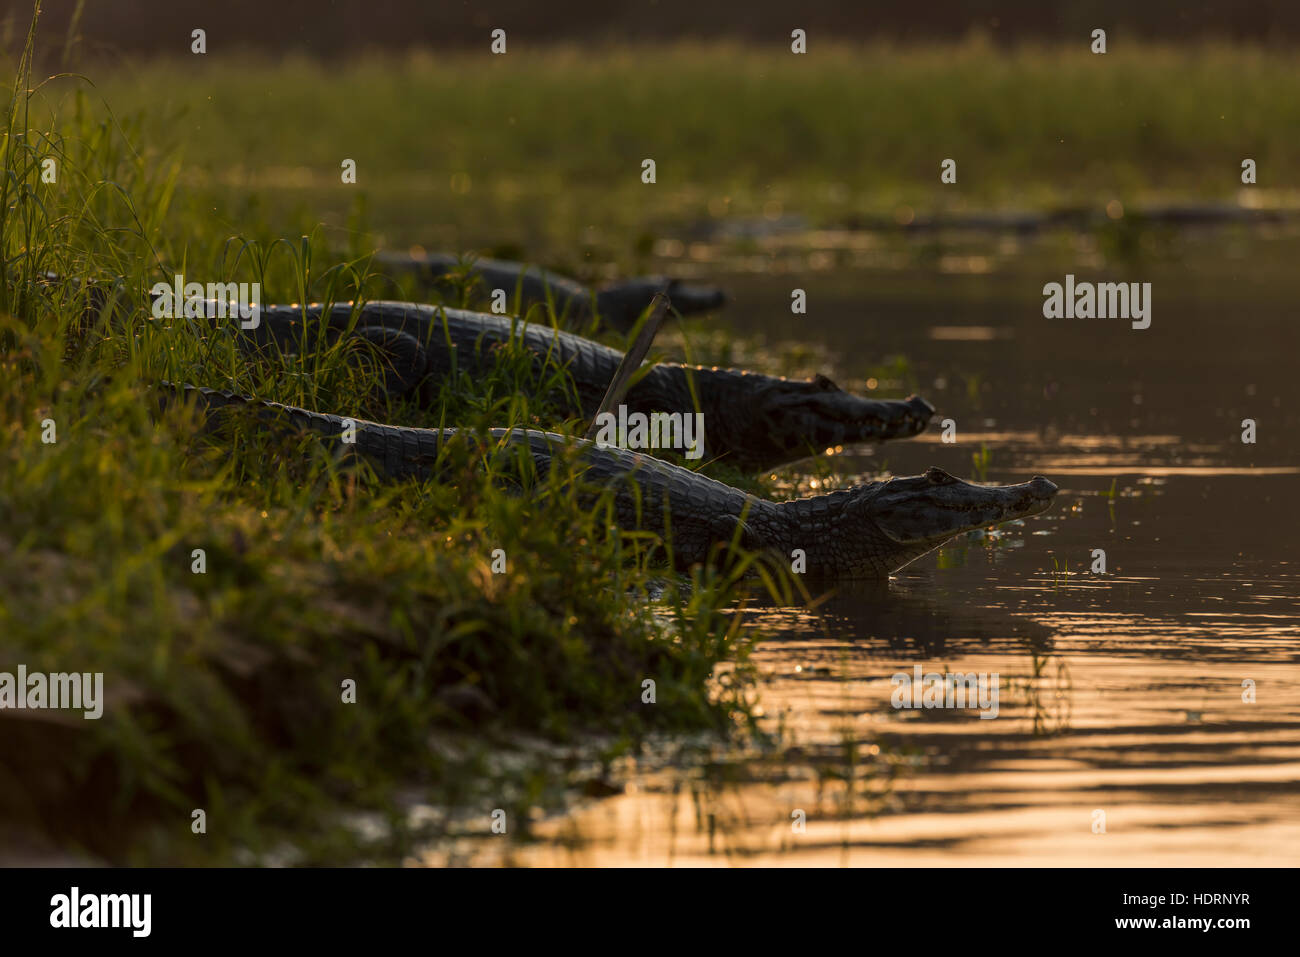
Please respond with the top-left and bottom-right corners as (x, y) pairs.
(0, 14), (779, 865)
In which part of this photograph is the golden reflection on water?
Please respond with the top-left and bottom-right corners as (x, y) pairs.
(422, 606), (1298, 866)
(417, 343), (1300, 867)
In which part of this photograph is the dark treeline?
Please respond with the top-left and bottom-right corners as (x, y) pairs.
(3, 0), (1300, 63)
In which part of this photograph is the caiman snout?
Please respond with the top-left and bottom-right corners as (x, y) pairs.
(666, 278), (727, 313)
(908, 395), (937, 420)
(893, 394), (935, 436)
(1029, 475), (1059, 496)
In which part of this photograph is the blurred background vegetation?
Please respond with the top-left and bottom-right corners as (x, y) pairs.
(12, 0), (1300, 273)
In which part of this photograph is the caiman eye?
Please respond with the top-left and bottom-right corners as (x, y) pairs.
(813, 373), (839, 392)
(925, 467), (958, 485)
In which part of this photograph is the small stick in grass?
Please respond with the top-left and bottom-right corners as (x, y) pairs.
(583, 284), (671, 441)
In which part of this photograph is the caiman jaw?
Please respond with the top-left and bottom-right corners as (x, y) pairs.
(870, 468), (1059, 546)
(837, 392), (936, 443)
(774, 467), (1059, 580)
(890, 394), (937, 439)
(762, 375), (937, 449)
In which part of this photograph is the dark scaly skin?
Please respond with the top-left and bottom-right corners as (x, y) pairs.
(214, 300), (936, 471)
(162, 384), (1057, 579)
(372, 252), (728, 332)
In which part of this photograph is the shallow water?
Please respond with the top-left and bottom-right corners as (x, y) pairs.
(426, 231), (1300, 866)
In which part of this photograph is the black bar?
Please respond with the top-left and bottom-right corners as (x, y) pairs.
(0, 867), (1278, 944)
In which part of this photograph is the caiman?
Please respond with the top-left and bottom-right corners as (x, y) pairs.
(220, 300), (936, 472)
(373, 251), (728, 332)
(164, 384), (1056, 579)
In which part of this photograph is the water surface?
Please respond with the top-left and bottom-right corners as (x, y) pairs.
(425, 231), (1300, 866)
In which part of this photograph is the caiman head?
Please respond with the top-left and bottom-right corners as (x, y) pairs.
(712, 371), (935, 470)
(837, 467), (1059, 577)
(783, 467), (1058, 578)
(595, 277), (728, 330)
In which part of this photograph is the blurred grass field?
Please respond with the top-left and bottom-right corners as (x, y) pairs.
(68, 40), (1300, 267)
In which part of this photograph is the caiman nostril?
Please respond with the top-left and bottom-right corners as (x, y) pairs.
(909, 395), (937, 417)
(925, 466), (956, 484)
